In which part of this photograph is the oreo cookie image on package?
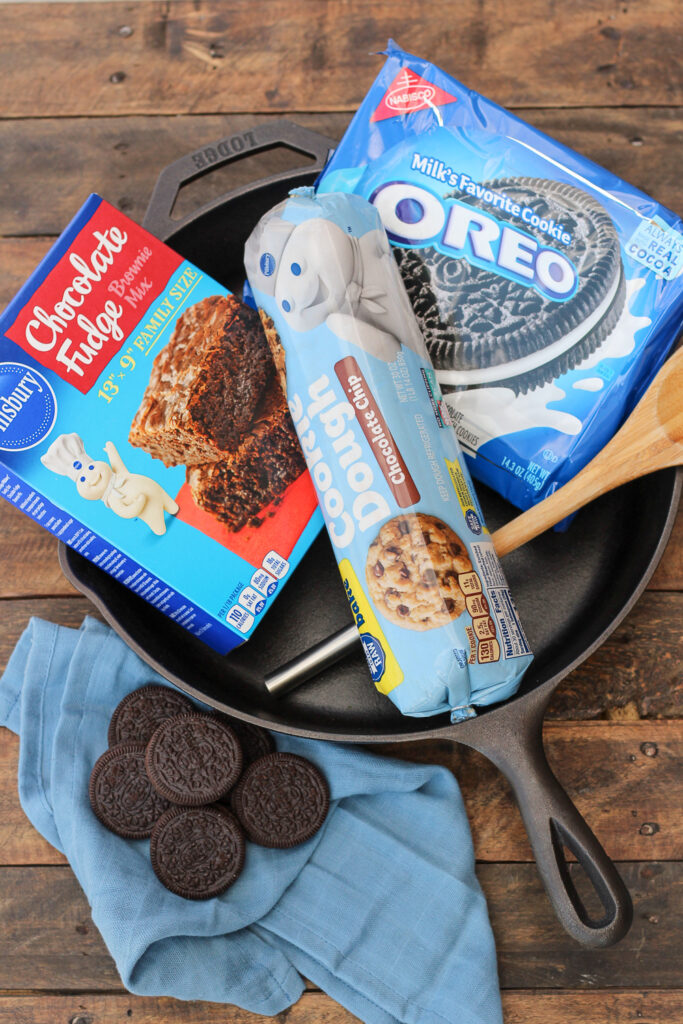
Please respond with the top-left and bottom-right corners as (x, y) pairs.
(317, 42), (683, 517)
(397, 177), (627, 395)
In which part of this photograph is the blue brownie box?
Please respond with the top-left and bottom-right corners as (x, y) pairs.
(0, 195), (321, 653)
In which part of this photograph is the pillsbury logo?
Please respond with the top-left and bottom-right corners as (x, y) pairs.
(370, 181), (578, 302)
(260, 252), (276, 277)
(0, 362), (57, 451)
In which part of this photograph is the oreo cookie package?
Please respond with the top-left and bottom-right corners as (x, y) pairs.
(245, 188), (532, 720)
(318, 42), (683, 516)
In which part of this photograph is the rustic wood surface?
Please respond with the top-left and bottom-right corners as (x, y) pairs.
(0, 2), (681, 1023)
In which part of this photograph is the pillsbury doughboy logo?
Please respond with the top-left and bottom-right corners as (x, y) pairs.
(370, 181), (579, 302)
(0, 362), (57, 451)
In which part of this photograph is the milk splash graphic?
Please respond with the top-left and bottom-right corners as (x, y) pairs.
(443, 277), (651, 445)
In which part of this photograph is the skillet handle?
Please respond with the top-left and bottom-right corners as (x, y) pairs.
(143, 120), (336, 239)
(462, 694), (633, 947)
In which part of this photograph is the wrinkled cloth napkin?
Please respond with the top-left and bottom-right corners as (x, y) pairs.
(0, 616), (502, 1024)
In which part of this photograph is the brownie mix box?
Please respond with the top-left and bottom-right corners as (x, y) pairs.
(0, 194), (322, 652)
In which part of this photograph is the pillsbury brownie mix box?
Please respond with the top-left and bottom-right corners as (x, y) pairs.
(318, 42), (683, 518)
(0, 195), (322, 652)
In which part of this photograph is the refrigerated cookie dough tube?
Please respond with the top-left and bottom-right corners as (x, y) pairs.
(245, 188), (532, 721)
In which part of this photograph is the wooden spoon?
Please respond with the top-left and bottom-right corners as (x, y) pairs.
(492, 345), (683, 556)
(265, 348), (683, 695)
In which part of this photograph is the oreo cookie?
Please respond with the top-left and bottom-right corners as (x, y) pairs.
(231, 752), (329, 848)
(146, 713), (242, 806)
(395, 177), (626, 394)
(150, 804), (245, 899)
(108, 684), (194, 747)
(216, 713), (276, 767)
(89, 743), (171, 839)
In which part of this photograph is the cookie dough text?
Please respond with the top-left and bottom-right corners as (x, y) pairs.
(288, 374), (390, 549)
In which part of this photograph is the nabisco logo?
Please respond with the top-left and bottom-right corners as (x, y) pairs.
(386, 73), (435, 114)
(371, 68), (458, 123)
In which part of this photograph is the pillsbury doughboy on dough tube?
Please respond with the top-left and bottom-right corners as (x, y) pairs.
(245, 188), (532, 720)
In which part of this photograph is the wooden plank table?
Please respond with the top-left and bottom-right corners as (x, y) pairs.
(0, 3), (681, 1022)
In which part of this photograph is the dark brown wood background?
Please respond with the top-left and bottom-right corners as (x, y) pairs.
(0, 3), (681, 1022)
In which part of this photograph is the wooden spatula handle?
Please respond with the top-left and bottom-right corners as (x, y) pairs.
(491, 460), (616, 557)
(491, 353), (682, 557)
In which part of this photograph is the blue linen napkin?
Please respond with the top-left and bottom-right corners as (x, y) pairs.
(0, 616), (502, 1024)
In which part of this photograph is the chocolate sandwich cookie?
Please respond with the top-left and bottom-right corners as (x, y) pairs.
(231, 752), (329, 848)
(89, 743), (171, 839)
(395, 177), (626, 393)
(146, 713), (242, 806)
(216, 713), (276, 768)
(108, 684), (195, 747)
(150, 804), (245, 900)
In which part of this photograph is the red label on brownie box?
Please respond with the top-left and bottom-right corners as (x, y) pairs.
(5, 200), (182, 394)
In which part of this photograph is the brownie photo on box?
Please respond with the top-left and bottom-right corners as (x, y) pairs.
(129, 295), (305, 532)
(129, 295), (271, 466)
(188, 377), (305, 530)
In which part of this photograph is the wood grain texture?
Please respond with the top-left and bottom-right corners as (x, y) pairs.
(0, 108), (681, 241)
(0, 2), (681, 117)
(1, 720), (680, 866)
(0, 505), (77, 599)
(384, 720), (683, 863)
(502, 990), (683, 1024)
(0, 729), (67, 866)
(0, 990), (681, 1024)
(650, 501), (683, 590)
(0, 862), (679, 990)
(0, 238), (55, 311)
(545, 591), (683, 720)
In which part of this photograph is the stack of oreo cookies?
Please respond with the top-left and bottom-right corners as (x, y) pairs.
(89, 685), (329, 900)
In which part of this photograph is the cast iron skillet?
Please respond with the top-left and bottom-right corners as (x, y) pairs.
(59, 121), (681, 948)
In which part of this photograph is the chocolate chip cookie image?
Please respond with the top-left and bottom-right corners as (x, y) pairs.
(395, 177), (626, 394)
(365, 513), (472, 630)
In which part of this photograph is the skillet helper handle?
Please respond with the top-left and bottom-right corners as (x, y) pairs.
(474, 699), (633, 947)
(143, 120), (336, 238)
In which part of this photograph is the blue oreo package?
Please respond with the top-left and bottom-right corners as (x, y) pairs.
(245, 188), (532, 721)
(317, 42), (683, 517)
